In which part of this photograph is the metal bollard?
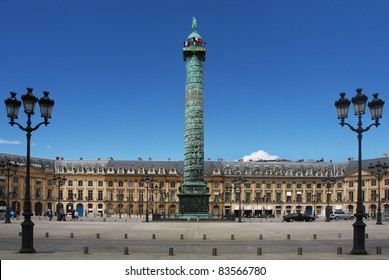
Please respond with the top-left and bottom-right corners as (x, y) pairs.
(212, 248), (217, 256)
(377, 246), (382, 255)
(152, 234), (156, 239)
(259, 234), (263, 240)
(337, 233), (341, 239)
(124, 234), (128, 239)
(45, 232), (49, 238)
(337, 247), (342, 255)
(124, 247), (129, 255)
(298, 247), (303, 255)
(84, 246), (89, 254)
(257, 248), (262, 256)
(103, 218), (106, 222)
(203, 234), (207, 240)
(365, 233), (369, 239)
(313, 234), (317, 239)
(70, 233), (74, 238)
(287, 234), (291, 239)
(180, 234), (184, 240)
(231, 234), (235, 240)
(169, 248), (174, 256)
(96, 233), (100, 239)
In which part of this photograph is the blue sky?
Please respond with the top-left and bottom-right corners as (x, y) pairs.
(1, 0), (388, 163)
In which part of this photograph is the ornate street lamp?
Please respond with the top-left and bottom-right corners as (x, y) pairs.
(368, 162), (388, 225)
(313, 193), (317, 218)
(335, 88), (384, 255)
(53, 175), (66, 221)
(322, 175), (335, 222)
(233, 177), (247, 223)
(140, 177), (154, 222)
(4, 88), (54, 254)
(0, 160), (19, 223)
(117, 193), (124, 219)
(150, 184), (162, 220)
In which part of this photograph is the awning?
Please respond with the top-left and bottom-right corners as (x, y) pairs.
(286, 191), (292, 196)
(255, 206), (263, 210)
(264, 206), (272, 210)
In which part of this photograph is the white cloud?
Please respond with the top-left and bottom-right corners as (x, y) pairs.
(240, 150), (279, 162)
(0, 138), (22, 145)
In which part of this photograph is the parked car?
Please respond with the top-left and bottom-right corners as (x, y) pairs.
(283, 213), (315, 222)
(330, 210), (354, 220)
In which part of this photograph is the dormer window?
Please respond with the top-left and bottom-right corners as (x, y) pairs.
(148, 168), (155, 174)
(244, 168), (252, 175)
(128, 168), (135, 174)
(138, 167), (144, 174)
(159, 167), (165, 174)
(213, 168), (220, 175)
(169, 168), (177, 174)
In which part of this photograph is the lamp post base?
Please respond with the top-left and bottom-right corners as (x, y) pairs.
(19, 218), (36, 253)
(351, 220), (367, 255)
(376, 212), (383, 225)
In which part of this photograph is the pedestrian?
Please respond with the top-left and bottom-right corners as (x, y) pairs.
(75, 210), (79, 221)
(48, 209), (53, 221)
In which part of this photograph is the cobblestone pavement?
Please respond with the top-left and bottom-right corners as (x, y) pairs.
(1, 216), (388, 260)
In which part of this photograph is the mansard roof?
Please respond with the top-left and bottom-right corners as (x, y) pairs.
(0, 153), (55, 171)
(1, 153), (388, 177)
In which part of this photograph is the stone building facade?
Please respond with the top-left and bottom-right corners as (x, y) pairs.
(1, 153), (389, 220)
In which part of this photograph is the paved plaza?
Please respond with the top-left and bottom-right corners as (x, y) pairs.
(0, 216), (388, 260)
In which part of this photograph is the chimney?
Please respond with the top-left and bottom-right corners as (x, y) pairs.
(383, 153), (388, 158)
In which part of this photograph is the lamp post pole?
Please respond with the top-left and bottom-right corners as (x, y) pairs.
(85, 196), (89, 217)
(233, 177), (246, 223)
(313, 193), (317, 218)
(335, 88), (384, 255)
(368, 162), (388, 225)
(53, 175), (66, 221)
(150, 184), (162, 220)
(322, 175), (335, 222)
(220, 192), (225, 220)
(117, 193), (123, 219)
(4, 88), (54, 254)
(0, 160), (19, 223)
(140, 177), (154, 222)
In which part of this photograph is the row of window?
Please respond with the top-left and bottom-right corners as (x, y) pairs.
(224, 168), (344, 177)
(56, 166), (178, 175)
(6, 187), (387, 204)
(55, 166), (345, 177)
